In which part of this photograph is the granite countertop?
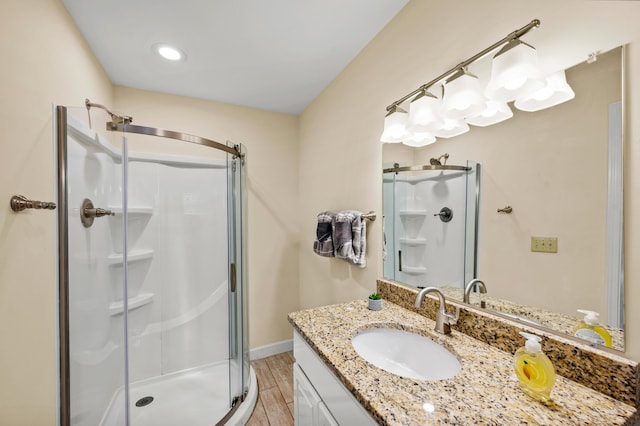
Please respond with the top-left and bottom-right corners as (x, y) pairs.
(289, 300), (637, 426)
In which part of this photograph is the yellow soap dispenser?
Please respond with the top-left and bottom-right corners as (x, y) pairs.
(514, 332), (556, 402)
(573, 309), (612, 348)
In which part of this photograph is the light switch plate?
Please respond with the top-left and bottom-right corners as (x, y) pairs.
(531, 237), (558, 253)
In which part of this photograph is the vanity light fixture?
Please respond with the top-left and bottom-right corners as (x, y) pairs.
(466, 99), (513, 127)
(380, 19), (575, 147)
(403, 131), (437, 147)
(433, 117), (470, 138)
(153, 43), (186, 61)
(514, 70), (575, 112)
(380, 105), (408, 143)
(407, 89), (443, 133)
(441, 68), (486, 119)
(485, 39), (545, 102)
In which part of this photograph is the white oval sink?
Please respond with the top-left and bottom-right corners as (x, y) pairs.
(351, 328), (461, 381)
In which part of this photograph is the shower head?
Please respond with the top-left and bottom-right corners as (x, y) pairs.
(430, 153), (449, 166)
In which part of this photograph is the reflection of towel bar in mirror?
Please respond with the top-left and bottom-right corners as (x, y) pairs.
(362, 211), (376, 221)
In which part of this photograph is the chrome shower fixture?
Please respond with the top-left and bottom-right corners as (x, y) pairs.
(85, 98), (133, 129)
(429, 153), (449, 166)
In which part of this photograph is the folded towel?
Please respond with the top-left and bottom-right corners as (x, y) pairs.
(333, 210), (367, 267)
(313, 211), (336, 257)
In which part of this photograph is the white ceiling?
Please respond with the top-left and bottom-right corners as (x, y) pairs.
(62, 0), (408, 114)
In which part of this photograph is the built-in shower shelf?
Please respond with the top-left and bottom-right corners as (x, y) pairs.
(400, 238), (427, 246)
(402, 266), (427, 275)
(109, 292), (154, 316)
(108, 206), (154, 217)
(399, 210), (428, 217)
(107, 249), (154, 266)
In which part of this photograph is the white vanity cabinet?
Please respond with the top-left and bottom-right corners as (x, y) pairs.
(293, 331), (377, 426)
(293, 363), (338, 425)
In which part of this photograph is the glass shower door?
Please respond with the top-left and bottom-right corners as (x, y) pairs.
(122, 129), (232, 426)
(227, 143), (249, 412)
(57, 105), (129, 426)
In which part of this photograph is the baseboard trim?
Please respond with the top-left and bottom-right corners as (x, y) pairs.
(250, 339), (293, 360)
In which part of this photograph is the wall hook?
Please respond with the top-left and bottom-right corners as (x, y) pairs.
(497, 206), (513, 214)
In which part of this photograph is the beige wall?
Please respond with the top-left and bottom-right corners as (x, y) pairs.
(0, 1), (113, 424)
(299, 0), (640, 360)
(112, 86), (300, 350)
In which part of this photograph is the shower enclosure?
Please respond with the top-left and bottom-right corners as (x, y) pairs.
(55, 103), (254, 425)
(383, 160), (480, 290)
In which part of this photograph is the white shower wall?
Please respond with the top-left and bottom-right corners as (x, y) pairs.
(66, 115), (231, 425)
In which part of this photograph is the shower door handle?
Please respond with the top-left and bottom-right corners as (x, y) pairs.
(80, 198), (115, 228)
(230, 263), (237, 293)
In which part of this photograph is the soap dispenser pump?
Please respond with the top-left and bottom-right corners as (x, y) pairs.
(573, 309), (612, 348)
(514, 332), (556, 402)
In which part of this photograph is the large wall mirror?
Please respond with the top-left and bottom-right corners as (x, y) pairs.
(383, 46), (624, 352)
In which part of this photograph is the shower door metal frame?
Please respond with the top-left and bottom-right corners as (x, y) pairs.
(106, 122), (242, 159)
(56, 106), (248, 426)
(55, 105), (71, 426)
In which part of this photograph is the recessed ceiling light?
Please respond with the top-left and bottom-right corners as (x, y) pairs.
(153, 43), (186, 61)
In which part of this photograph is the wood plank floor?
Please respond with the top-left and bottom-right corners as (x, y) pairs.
(246, 351), (295, 426)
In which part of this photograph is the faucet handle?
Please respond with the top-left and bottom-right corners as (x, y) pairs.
(445, 306), (461, 326)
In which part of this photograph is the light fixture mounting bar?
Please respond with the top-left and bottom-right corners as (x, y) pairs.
(385, 19), (540, 112)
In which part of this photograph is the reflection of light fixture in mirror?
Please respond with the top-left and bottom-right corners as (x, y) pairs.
(423, 402), (436, 413)
(441, 69), (485, 119)
(466, 100), (513, 127)
(153, 43), (187, 61)
(514, 70), (575, 112)
(433, 117), (469, 138)
(485, 39), (545, 101)
(380, 105), (408, 143)
(408, 89), (443, 133)
(403, 131), (436, 147)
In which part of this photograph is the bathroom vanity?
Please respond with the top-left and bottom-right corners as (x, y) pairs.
(288, 284), (639, 425)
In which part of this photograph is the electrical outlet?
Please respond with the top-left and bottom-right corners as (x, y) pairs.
(531, 237), (558, 253)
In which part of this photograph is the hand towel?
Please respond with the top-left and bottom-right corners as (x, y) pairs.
(313, 211), (336, 257)
(333, 210), (367, 267)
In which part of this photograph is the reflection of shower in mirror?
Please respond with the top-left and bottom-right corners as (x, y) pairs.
(383, 159), (480, 290)
(429, 153), (449, 166)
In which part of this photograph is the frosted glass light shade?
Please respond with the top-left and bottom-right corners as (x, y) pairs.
(408, 90), (443, 133)
(433, 117), (470, 138)
(441, 71), (485, 119)
(485, 40), (545, 102)
(514, 70), (576, 112)
(466, 100), (513, 127)
(403, 131), (436, 147)
(380, 107), (408, 143)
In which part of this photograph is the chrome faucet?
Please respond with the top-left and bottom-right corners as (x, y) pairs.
(464, 279), (487, 308)
(414, 287), (460, 335)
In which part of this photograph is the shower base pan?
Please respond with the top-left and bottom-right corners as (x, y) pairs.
(100, 361), (257, 426)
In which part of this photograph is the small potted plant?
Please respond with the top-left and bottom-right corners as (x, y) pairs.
(368, 293), (382, 311)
